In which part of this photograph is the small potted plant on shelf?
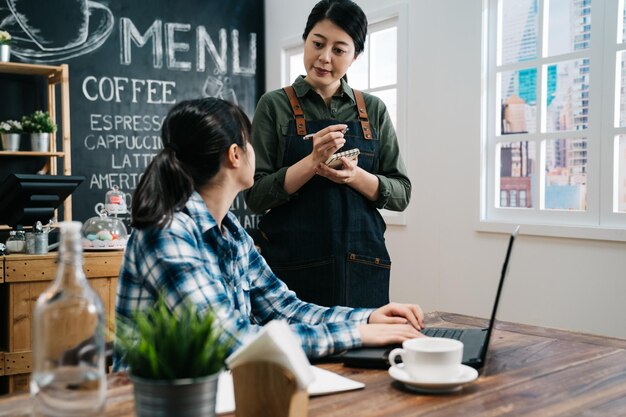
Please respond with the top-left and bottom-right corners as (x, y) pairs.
(0, 120), (23, 151)
(115, 296), (231, 417)
(0, 30), (11, 62)
(22, 110), (56, 152)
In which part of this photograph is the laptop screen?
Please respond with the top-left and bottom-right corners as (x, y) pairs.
(479, 225), (519, 363)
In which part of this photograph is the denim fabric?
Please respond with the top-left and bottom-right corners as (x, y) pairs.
(259, 117), (391, 308)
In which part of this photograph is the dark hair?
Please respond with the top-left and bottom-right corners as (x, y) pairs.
(131, 98), (251, 229)
(302, 0), (368, 56)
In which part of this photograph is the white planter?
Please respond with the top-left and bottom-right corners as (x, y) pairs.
(1, 133), (21, 151)
(30, 133), (50, 152)
(0, 45), (9, 62)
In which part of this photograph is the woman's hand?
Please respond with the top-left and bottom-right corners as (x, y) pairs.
(283, 124), (347, 194)
(368, 302), (425, 331)
(309, 124), (348, 165)
(315, 155), (359, 184)
(357, 323), (424, 346)
(315, 149), (380, 202)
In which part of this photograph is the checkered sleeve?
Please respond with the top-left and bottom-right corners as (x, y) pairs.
(116, 218), (266, 356)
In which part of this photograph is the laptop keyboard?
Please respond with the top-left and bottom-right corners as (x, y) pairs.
(422, 328), (464, 340)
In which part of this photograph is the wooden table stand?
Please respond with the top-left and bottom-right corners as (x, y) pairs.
(231, 362), (308, 417)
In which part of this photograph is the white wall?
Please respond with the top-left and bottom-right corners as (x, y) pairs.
(265, 0), (626, 339)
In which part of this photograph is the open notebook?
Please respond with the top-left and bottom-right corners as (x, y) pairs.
(216, 366), (364, 414)
(219, 320), (364, 414)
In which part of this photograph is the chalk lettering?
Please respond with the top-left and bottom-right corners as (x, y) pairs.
(232, 30), (256, 76)
(237, 214), (260, 229)
(120, 17), (163, 68)
(84, 133), (162, 150)
(82, 76), (176, 104)
(111, 153), (157, 169)
(166, 23), (192, 71)
(90, 172), (143, 190)
(89, 114), (164, 132)
(119, 17), (255, 75)
(197, 26), (226, 74)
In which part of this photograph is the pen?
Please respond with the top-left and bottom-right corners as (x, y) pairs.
(303, 127), (349, 140)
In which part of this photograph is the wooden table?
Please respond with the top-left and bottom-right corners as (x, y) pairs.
(2, 311), (626, 416)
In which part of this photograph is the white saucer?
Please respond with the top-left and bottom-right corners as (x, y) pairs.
(388, 364), (478, 394)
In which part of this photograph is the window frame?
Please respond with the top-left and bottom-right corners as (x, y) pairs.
(479, 0), (626, 241)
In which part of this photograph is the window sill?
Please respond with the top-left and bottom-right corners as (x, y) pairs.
(475, 220), (626, 242)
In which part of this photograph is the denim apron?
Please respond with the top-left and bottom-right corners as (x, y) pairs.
(258, 87), (390, 308)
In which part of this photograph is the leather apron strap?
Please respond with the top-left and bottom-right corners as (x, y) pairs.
(353, 89), (372, 140)
(283, 86), (307, 136)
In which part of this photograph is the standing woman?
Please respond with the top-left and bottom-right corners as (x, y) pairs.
(245, 0), (410, 308)
(115, 97), (424, 367)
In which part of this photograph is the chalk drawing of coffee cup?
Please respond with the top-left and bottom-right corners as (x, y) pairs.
(1, 0), (113, 62)
(202, 75), (239, 105)
(220, 87), (239, 106)
(203, 76), (224, 97)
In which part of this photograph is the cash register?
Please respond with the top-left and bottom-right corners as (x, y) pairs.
(0, 173), (84, 253)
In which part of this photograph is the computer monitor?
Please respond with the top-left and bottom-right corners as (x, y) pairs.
(0, 174), (85, 227)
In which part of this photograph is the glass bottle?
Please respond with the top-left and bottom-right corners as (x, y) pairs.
(31, 221), (107, 416)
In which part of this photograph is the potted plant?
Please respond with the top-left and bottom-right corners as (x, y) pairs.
(21, 110), (56, 152)
(0, 30), (11, 62)
(0, 119), (23, 151)
(115, 297), (231, 417)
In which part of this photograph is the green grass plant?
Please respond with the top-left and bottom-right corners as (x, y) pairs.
(116, 296), (231, 380)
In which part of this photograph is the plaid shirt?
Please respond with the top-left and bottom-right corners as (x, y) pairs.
(114, 192), (373, 370)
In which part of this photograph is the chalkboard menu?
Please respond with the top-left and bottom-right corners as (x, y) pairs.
(0, 0), (265, 229)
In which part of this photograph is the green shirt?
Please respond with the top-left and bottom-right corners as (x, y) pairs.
(244, 76), (411, 213)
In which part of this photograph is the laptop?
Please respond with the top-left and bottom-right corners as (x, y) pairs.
(339, 225), (519, 370)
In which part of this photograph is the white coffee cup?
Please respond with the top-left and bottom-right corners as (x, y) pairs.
(388, 337), (463, 382)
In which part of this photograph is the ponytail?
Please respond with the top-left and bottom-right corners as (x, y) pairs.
(131, 147), (194, 229)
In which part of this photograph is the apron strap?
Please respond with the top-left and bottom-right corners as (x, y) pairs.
(353, 90), (372, 140)
(283, 86), (307, 136)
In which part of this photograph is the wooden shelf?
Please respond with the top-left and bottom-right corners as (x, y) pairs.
(0, 151), (65, 157)
(0, 62), (63, 81)
(0, 63), (73, 225)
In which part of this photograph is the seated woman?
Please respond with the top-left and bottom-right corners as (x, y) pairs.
(114, 98), (424, 367)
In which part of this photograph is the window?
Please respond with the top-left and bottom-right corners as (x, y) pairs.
(282, 6), (408, 225)
(500, 190), (508, 206)
(283, 46), (304, 86)
(348, 20), (398, 128)
(482, 0), (626, 238)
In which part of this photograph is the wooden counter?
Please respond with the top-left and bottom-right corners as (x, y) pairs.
(3, 312), (626, 416)
(0, 251), (123, 394)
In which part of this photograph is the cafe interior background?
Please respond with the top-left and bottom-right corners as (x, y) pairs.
(265, 0), (626, 341)
(0, 0), (624, 354)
